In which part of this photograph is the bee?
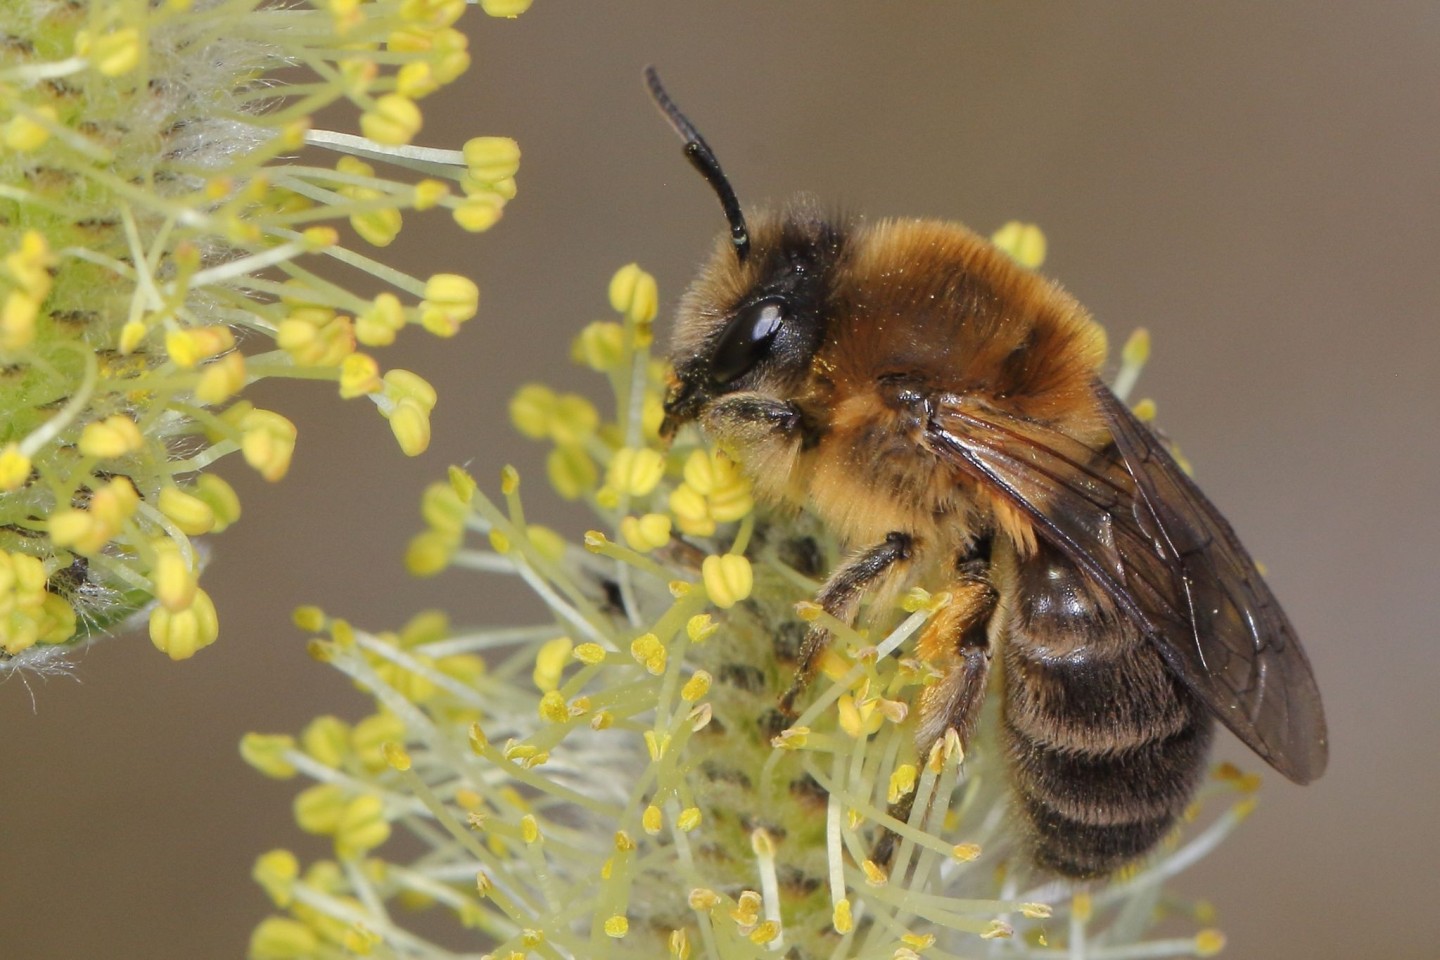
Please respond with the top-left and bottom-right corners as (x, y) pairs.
(645, 68), (1328, 879)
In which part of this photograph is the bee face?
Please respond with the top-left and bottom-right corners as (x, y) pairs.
(663, 203), (842, 435)
(646, 68), (1326, 879)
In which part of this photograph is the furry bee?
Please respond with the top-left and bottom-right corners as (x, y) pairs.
(646, 68), (1327, 879)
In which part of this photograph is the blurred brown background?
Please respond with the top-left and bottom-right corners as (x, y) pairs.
(4, 3), (1437, 957)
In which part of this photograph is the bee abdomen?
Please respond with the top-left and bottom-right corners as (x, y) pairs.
(1003, 643), (1215, 878)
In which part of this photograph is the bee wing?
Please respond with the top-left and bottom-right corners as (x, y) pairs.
(925, 384), (1328, 783)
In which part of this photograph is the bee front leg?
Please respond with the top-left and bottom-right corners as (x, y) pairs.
(779, 531), (916, 715)
(699, 392), (820, 450)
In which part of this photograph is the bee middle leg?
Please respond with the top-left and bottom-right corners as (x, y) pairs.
(872, 563), (997, 868)
(779, 531), (916, 715)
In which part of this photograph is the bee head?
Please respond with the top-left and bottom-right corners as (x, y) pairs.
(645, 68), (842, 438)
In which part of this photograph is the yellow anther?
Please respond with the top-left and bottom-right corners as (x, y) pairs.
(706, 477), (754, 522)
(952, 843), (981, 862)
(235, 408), (298, 481)
(508, 383), (554, 438)
(837, 694), (885, 738)
(479, 0), (533, 19)
(571, 320), (625, 371)
(572, 642), (607, 665)
(702, 554), (753, 609)
(388, 397), (430, 456)
(681, 449), (720, 495)
(888, 764), (918, 804)
(533, 635), (572, 690)
(158, 486), (216, 536)
(0, 444), (31, 492)
(360, 94), (422, 145)
(382, 742), (412, 771)
(453, 193), (504, 232)
(2, 106), (55, 151)
(537, 691), (568, 723)
(990, 221), (1047, 268)
(239, 734), (297, 779)
(749, 922), (779, 945)
(406, 529), (454, 577)
(166, 325), (235, 368)
(301, 226), (339, 250)
(680, 670), (711, 702)
(335, 794), (391, 859)
(252, 849), (300, 906)
(771, 727), (809, 749)
(248, 917), (319, 958)
(861, 859), (888, 886)
(629, 633), (666, 675)
(118, 320), (147, 355)
(608, 263), (658, 324)
(356, 292), (406, 347)
(195, 352), (247, 404)
(620, 512), (671, 552)
(419, 481), (467, 535)
(148, 587), (219, 659)
(419, 273), (479, 337)
(980, 920), (1013, 940)
(342, 924), (380, 955)
(731, 890), (761, 926)
(463, 136), (522, 181)
(5, 231), (54, 294)
(277, 310), (354, 368)
(1195, 929), (1227, 956)
(606, 447), (666, 497)
(547, 445), (597, 501)
(153, 542), (198, 612)
(339, 353), (382, 398)
(78, 415), (143, 459)
(397, 61), (439, 99)
(301, 715), (350, 768)
(413, 178), (448, 210)
(0, 292), (38, 351)
(77, 26), (142, 76)
(668, 484), (715, 537)
(686, 614), (718, 643)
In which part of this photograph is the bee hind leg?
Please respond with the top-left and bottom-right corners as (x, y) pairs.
(872, 568), (996, 869)
(779, 531), (916, 715)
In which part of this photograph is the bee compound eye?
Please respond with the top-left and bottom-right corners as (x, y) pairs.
(710, 299), (786, 385)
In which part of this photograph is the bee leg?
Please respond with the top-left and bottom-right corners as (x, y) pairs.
(873, 570), (997, 869)
(699, 392), (821, 449)
(779, 531), (915, 715)
(914, 569), (997, 752)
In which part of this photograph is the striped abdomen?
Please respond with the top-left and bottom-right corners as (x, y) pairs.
(1002, 543), (1215, 878)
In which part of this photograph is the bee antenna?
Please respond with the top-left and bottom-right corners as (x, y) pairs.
(644, 66), (751, 264)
